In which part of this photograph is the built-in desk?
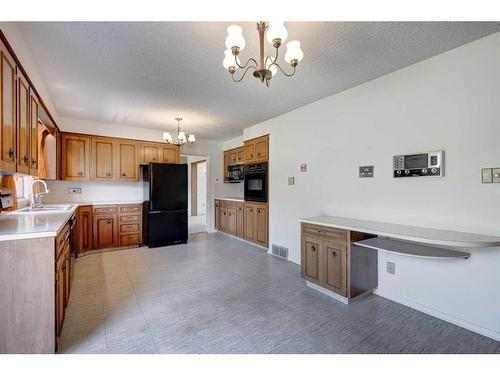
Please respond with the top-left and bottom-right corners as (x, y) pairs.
(299, 215), (500, 304)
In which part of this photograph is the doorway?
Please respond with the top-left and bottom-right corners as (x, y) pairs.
(180, 155), (208, 234)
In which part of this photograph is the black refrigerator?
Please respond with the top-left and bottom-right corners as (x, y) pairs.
(141, 163), (188, 247)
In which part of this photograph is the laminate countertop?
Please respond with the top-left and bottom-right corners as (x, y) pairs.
(0, 206), (78, 242)
(216, 197), (245, 202)
(300, 215), (500, 248)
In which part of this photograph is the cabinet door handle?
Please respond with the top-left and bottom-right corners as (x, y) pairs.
(23, 155), (29, 165)
(331, 251), (337, 257)
(8, 148), (15, 160)
(106, 219), (112, 224)
(31, 158), (36, 166)
(78, 171), (84, 176)
(311, 245), (316, 252)
(106, 172), (111, 177)
(122, 173), (126, 177)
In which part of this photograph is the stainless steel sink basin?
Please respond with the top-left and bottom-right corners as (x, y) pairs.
(16, 204), (74, 213)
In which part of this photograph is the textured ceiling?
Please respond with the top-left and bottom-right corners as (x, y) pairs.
(16, 22), (500, 140)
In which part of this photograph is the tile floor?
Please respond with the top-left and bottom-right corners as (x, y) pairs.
(59, 232), (500, 354)
(188, 214), (206, 234)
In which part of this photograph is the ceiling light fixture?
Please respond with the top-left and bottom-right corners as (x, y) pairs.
(223, 21), (303, 87)
(163, 117), (196, 145)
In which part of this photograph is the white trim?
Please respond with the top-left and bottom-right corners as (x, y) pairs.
(373, 288), (500, 342)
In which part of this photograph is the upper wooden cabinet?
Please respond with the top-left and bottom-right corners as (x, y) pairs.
(16, 71), (30, 175)
(61, 134), (91, 180)
(117, 140), (139, 181)
(91, 137), (115, 180)
(0, 41), (17, 173)
(140, 142), (179, 164)
(244, 135), (269, 164)
(162, 145), (179, 164)
(223, 146), (244, 183)
(29, 92), (39, 176)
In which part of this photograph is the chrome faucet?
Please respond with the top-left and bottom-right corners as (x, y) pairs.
(31, 180), (50, 208)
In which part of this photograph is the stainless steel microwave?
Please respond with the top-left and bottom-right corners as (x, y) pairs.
(393, 150), (444, 178)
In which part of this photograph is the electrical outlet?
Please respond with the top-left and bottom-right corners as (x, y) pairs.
(493, 168), (500, 183)
(68, 187), (81, 194)
(482, 168), (493, 183)
(288, 177), (295, 185)
(386, 261), (395, 275)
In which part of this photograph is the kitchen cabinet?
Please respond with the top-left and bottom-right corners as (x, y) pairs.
(118, 204), (142, 246)
(237, 148), (245, 164)
(61, 133), (91, 180)
(219, 207), (227, 232)
(244, 202), (268, 246)
(223, 146), (244, 183)
(29, 91), (39, 176)
(162, 146), (179, 163)
(92, 207), (119, 249)
(91, 137), (115, 180)
(244, 135), (268, 164)
(0, 41), (17, 173)
(301, 223), (376, 300)
(141, 143), (160, 163)
(117, 140), (139, 181)
(77, 205), (93, 255)
(236, 202), (244, 238)
(214, 200), (220, 230)
(55, 253), (65, 337)
(16, 71), (30, 175)
(227, 207), (237, 235)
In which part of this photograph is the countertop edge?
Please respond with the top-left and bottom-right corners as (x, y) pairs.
(299, 217), (500, 248)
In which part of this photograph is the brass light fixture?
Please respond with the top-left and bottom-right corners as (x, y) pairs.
(163, 117), (196, 145)
(223, 22), (304, 87)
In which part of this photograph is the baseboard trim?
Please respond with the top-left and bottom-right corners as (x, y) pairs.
(216, 231), (269, 250)
(373, 288), (500, 342)
(306, 281), (349, 304)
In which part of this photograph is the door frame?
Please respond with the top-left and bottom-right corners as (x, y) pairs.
(190, 159), (206, 217)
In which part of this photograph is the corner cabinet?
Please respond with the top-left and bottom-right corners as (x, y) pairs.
(301, 223), (377, 301)
(61, 134), (91, 180)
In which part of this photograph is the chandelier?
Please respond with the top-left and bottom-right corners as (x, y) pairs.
(222, 21), (304, 87)
(162, 117), (196, 145)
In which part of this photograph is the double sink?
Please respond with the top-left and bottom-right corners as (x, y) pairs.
(13, 204), (75, 214)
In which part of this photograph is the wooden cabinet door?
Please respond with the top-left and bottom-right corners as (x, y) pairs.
(162, 146), (179, 164)
(91, 137), (115, 180)
(16, 72), (30, 174)
(223, 151), (229, 182)
(255, 136), (268, 162)
(0, 43), (17, 172)
(92, 214), (118, 249)
(141, 143), (159, 163)
(78, 206), (93, 254)
(323, 240), (347, 296)
(117, 140), (139, 181)
(29, 92), (39, 176)
(244, 204), (256, 242)
(236, 203), (244, 238)
(237, 148), (245, 163)
(228, 150), (237, 165)
(62, 134), (90, 180)
(227, 207), (237, 235)
(219, 208), (227, 233)
(244, 141), (255, 163)
(301, 236), (321, 284)
(255, 205), (268, 246)
(55, 256), (65, 337)
(63, 246), (71, 307)
(214, 200), (220, 230)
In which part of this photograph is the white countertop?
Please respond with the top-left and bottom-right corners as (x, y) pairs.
(46, 201), (143, 206)
(216, 197), (245, 202)
(0, 206), (78, 242)
(300, 215), (500, 248)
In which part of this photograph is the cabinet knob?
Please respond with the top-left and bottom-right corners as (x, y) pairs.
(106, 219), (112, 224)
(31, 158), (36, 166)
(258, 153), (261, 156)
(331, 251), (337, 257)
(8, 148), (15, 160)
(152, 158), (156, 161)
(23, 155), (29, 165)
(106, 172), (111, 177)
(78, 171), (84, 176)
(122, 173), (126, 177)
(311, 245), (316, 252)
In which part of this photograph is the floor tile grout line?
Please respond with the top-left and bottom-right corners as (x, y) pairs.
(118, 249), (160, 354)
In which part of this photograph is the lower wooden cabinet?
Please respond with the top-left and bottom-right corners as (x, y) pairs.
(214, 199), (268, 246)
(77, 205), (92, 255)
(92, 211), (118, 249)
(301, 223), (377, 300)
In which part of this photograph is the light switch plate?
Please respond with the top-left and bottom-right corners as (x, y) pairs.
(492, 168), (500, 183)
(386, 261), (395, 275)
(482, 168), (493, 183)
(300, 163), (307, 172)
(359, 165), (374, 178)
(288, 177), (295, 185)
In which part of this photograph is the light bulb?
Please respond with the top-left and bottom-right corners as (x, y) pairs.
(266, 21), (288, 44)
(163, 132), (172, 141)
(285, 40), (304, 63)
(178, 131), (187, 143)
(188, 134), (196, 143)
(223, 49), (240, 70)
(225, 24), (246, 50)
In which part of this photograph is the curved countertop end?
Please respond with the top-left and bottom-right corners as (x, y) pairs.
(299, 215), (500, 248)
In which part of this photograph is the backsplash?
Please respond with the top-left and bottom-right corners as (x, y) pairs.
(44, 180), (143, 204)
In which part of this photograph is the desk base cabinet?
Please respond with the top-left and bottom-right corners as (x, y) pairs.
(301, 223), (377, 301)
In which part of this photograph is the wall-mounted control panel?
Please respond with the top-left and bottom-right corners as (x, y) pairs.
(359, 165), (374, 178)
(393, 150), (444, 178)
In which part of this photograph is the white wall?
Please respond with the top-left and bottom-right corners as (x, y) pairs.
(234, 32), (500, 340)
(183, 155), (207, 215)
(197, 161), (207, 215)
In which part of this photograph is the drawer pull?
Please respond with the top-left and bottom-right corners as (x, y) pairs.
(106, 172), (111, 177)
(331, 251), (337, 257)
(106, 219), (112, 224)
(78, 171), (83, 176)
(122, 173), (126, 177)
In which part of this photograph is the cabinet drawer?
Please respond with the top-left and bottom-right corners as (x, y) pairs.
(93, 205), (117, 215)
(220, 200), (237, 210)
(302, 224), (347, 243)
(120, 214), (141, 223)
(120, 223), (140, 233)
(120, 233), (140, 245)
(119, 205), (141, 214)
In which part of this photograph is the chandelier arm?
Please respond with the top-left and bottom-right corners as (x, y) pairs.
(231, 65), (256, 82)
(234, 55), (259, 70)
(265, 45), (280, 69)
(273, 62), (297, 77)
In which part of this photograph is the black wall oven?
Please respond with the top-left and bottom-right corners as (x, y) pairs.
(244, 162), (268, 202)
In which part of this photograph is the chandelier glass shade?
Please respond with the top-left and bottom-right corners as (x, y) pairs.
(163, 117), (196, 145)
(222, 21), (303, 87)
